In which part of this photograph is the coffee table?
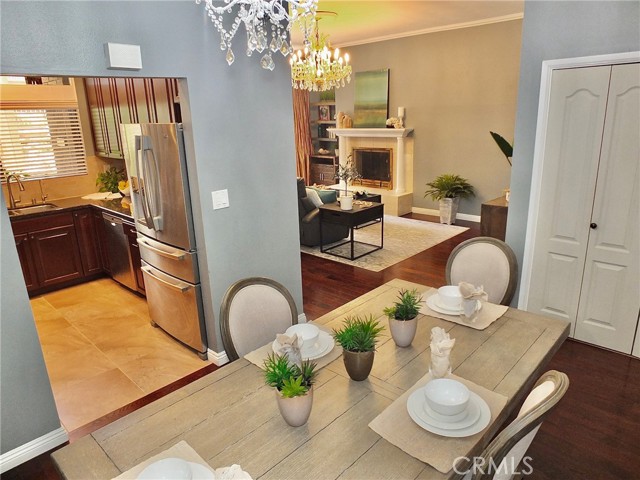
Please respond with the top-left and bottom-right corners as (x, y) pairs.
(319, 201), (384, 260)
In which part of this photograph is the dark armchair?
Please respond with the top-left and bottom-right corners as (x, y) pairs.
(297, 178), (349, 247)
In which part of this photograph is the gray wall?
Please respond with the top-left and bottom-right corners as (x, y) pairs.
(506, 0), (640, 303)
(0, 192), (62, 454)
(1, 0), (302, 455)
(335, 20), (522, 216)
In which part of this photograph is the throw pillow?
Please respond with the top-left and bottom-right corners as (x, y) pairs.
(309, 187), (337, 204)
(305, 188), (324, 207)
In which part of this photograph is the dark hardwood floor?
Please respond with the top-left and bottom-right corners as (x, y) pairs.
(5, 214), (638, 479)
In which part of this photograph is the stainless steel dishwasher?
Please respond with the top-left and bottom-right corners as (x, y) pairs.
(102, 212), (137, 291)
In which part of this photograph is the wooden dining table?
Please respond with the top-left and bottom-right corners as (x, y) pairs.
(52, 279), (570, 479)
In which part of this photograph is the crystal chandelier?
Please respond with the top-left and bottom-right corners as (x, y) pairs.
(290, 15), (352, 91)
(197, 0), (318, 70)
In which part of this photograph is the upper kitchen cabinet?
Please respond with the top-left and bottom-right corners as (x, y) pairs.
(84, 78), (181, 159)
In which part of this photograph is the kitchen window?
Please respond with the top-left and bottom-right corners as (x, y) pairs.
(0, 106), (87, 182)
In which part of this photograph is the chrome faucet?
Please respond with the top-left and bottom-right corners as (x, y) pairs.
(6, 173), (26, 209)
(39, 179), (48, 203)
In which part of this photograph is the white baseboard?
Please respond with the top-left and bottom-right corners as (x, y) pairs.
(411, 207), (480, 223)
(207, 348), (229, 366)
(0, 427), (68, 473)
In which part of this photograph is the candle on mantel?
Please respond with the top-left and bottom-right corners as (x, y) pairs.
(398, 106), (405, 118)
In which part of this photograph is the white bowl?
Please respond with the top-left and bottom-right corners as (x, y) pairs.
(119, 185), (131, 196)
(424, 378), (470, 416)
(438, 285), (462, 310)
(138, 457), (192, 480)
(285, 323), (320, 355)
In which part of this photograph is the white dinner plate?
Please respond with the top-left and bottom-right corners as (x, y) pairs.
(410, 389), (481, 430)
(426, 294), (482, 316)
(406, 389), (491, 438)
(272, 330), (335, 361)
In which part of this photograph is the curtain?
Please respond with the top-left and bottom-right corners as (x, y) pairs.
(292, 88), (313, 182)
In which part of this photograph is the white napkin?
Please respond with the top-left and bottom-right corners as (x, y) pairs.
(274, 333), (302, 367)
(429, 327), (455, 378)
(216, 464), (252, 479)
(458, 282), (488, 301)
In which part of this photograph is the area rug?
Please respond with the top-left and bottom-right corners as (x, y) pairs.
(300, 215), (468, 272)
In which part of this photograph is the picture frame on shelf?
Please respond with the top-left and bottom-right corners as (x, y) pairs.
(319, 105), (330, 121)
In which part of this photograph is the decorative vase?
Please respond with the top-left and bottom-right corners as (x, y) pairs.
(342, 350), (375, 381)
(275, 387), (313, 427)
(439, 197), (460, 225)
(339, 195), (353, 210)
(388, 317), (418, 347)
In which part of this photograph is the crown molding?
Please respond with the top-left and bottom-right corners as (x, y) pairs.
(336, 13), (524, 48)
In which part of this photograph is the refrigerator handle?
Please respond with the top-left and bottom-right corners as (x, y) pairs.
(135, 135), (155, 230)
(144, 145), (164, 231)
(141, 266), (190, 293)
(138, 237), (186, 261)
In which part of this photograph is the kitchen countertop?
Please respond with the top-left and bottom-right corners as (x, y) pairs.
(8, 195), (134, 222)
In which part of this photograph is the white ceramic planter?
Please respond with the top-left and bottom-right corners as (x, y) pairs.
(339, 195), (353, 210)
(439, 197), (459, 225)
(388, 317), (418, 347)
(275, 387), (313, 427)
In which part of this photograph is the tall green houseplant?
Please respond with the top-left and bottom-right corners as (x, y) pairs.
(424, 174), (475, 225)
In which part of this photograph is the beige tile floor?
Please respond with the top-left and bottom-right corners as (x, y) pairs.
(30, 278), (210, 432)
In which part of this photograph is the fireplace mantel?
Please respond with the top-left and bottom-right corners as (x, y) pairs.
(327, 127), (414, 216)
(328, 128), (413, 138)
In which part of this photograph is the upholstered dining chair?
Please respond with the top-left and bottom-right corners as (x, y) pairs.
(220, 277), (298, 361)
(461, 370), (570, 480)
(445, 237), (518, 305)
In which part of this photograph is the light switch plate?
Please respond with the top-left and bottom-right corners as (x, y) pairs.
(105, 43), (142, 70)
(212, 189), (230, 210)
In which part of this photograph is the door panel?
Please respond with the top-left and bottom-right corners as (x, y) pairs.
(528, 66), (612, 328)
(30, 225), (84, 287)
(574, 63), (640, 352)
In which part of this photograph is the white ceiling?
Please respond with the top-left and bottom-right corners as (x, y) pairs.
(290, 1), (524, 49)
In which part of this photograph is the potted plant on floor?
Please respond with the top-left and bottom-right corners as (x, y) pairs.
(332, 314), (384, 381)
(383, 289), (423, 347)
(263, 353), (317, 427)
(424, 173), (475, 225)
(335, 156), (362, 211)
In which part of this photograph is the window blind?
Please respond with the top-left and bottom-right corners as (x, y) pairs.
(0, 108), (87, 182)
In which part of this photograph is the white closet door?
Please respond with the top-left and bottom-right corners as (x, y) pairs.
(574, 63), (640, 352)
(527, 66), (611, 329)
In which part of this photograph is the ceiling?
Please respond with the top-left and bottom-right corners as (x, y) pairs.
(290, 1), (524, 49)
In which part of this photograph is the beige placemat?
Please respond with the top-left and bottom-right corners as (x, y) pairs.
(113, 440), (212, 479)
(244, 324), (342, 370)
(420, 292), (509, 330)
(369, 373), (508, 474)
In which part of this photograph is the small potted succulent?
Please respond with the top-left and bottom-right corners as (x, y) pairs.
(263, 353), (317, 427)
(383, 289), (423, 347)
(424, 173), (475, 225)
(332, 314), (384, 381)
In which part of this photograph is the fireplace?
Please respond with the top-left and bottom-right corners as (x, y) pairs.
(353, 148), (393, 189)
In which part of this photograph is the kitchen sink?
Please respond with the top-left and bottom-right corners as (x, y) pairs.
(8, 203), (62, 215)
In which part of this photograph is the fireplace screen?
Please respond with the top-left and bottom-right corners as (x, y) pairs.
(353, 148), (393, 189)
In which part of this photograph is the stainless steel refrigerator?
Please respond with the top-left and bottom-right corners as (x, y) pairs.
(121, 123), (207, 359)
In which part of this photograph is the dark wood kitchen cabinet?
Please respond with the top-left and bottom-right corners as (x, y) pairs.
(123, 222), (145, 295)
(12, 213), (85, 293)
(73, 208), (103, 277)
(14, 233), (38, 291)
(84, 78), (181, 159)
